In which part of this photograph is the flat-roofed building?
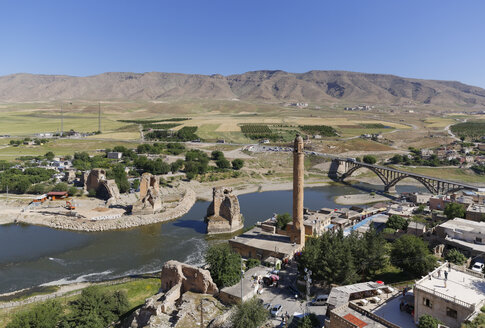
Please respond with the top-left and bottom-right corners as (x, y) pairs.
(466, 204), (485, 222)
(326, 303), (399, 328)
(414, 263), (485, 328)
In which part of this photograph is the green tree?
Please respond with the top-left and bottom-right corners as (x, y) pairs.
(246, 258), (261, 270)
(232, 159), (244, 170)
(418, 314), (441, 328)
(60, 287), (128, 328)
(216, 158), (231, 169)
(211, 150), (225, 161)
(297, 314), (320, 328)
(391, 235), (436, 276)
(444, 202), (466, 219)
(44, 151), (55, 161)
(390, 154), (403, 164)
(68, 186), (78, 196)
(170, 159), (184, 173)
(111, 164), (130, 193)
(354, 228), (389, 277)
(276, 213), (292, 230)
(230, 298), (269, 328)
(299, 230), (358, 285)
(6, 300), (62, 328)
(386, 215), (408, 230)
(445, 248), (467, 265)
(363, 155), (377, 164)
(53, 182), (69, 192)
(205, 244), (242, 288)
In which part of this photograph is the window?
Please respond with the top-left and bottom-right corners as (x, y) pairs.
(423, 298), (432, 308)
(446, 307), (457, 319)
(476, 237), (482, 243)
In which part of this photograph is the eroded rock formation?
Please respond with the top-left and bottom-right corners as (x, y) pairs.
(205, 187), (243, 234)
(132, 173), (163, 214)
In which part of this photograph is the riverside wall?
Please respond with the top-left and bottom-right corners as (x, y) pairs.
(14, 188), (196, 232)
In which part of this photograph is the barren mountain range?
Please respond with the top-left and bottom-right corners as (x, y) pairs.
(1, 70), (485, 108)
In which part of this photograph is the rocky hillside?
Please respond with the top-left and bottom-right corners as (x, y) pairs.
(1, 70), (484, 107)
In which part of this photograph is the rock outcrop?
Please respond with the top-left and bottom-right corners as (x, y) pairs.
(160, 260), (218, 296)
(132, 173), (163, 214)
(206, 187), (243, 234)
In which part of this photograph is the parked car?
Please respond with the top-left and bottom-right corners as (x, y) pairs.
(263, 303), (272, 311)
(311, 294), (329, 306)
(471, 262), (484, 272)
(271, 304), (282, 317)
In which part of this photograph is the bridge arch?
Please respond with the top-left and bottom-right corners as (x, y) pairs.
(385, 175), (436, 194)
(341, 164), (389, 186)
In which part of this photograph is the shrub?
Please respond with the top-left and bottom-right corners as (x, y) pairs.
(386, 214), (408, 230)
(276, 213), (292, 230)
(445, 248), (467, 265)
(363, 155), (377, 164)
(231, 298), (269, 328)
(205, 244), (241, 288)
(232, 159), (244, 170)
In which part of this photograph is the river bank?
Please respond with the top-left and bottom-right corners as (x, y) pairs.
(334, 193), (393, 205)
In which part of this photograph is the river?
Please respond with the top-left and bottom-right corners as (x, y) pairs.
(0, 183), (424, 293)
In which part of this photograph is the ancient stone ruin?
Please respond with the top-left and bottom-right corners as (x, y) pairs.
(206, 187), (243, 234)
(132, 173), (163, 214)
(125, 261), (218, 328)
(82, 168), (120, 204)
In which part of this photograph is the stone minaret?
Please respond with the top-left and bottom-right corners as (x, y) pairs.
(292, 135), (305, 245)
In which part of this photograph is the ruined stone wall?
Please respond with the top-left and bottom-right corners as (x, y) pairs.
(206, 187), (243, 234)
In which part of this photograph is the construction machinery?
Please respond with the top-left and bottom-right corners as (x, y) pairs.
(66, 200), (76, 210)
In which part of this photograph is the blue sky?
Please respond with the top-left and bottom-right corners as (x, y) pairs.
(1, 0), (484, 87)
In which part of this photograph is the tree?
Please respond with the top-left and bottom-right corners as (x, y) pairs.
(53, 182), (69, 192)
(211, 150), (225, 161)
(246, 258), (260, 270)
(418, 314), (441, 328)
(391, 235), (436, 276)
(363, 155), (377, 164)
(297, 314), (320, 328)
(60, 287), (128, 328)
(386, 214), (408, 230)
(6, 300), (62, 328)
(276, 213), (292, 230)
(44, 151), (55, 161)
(390, 154), (403, 164)
(170, 159), (184, 173)
(205, 244), (242, 288)
(354, 228), (389, 277)
(230, 298), (269, 328)
(232, 159), (244, 170)
(444, 202), (466, 220)
(445, 248), (467, 265)
(68, 186), (78, 196)
(110, 164), (130, 193)
(216, 158), (231, 169)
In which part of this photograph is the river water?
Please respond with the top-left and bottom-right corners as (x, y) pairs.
(0, 183), (424, 293)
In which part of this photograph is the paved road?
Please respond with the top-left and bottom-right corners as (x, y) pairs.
(257, 262), (327, 327)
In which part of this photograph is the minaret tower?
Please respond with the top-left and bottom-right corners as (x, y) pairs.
(292, 135), (305, 245)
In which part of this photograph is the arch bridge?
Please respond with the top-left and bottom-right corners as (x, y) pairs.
(329, 158), (481, 194)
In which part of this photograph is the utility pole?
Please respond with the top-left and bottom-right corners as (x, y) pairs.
(200, 298), (203, 327)
(240, 258), (244, 302)
(304, 268), (312, 301)
(60, 104), (63, 137)
(98, 102), (101, 132)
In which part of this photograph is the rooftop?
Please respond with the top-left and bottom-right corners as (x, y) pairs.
(328, 281), (383, 308)
(331, 303), (398, 328)
(415, 263), (485, 308)
(372, 292), (416, 328)
(468, 204), (485, 213)
(228, 226), (301, 257)
(439, 218), (485, 234)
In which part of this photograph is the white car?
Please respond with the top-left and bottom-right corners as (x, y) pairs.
(271, 304), (282, 317)
(472, 262), (484, 273)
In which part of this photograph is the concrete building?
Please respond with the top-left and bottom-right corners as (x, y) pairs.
(414, 263), (485, 328)
(107, 152), (123, 159)
(409, 193), (433, 204)
(326, 303), (399, 328)
(218, 266), (269, 304)
(466, 204), (485, 222)
(436, 218), (485, 255)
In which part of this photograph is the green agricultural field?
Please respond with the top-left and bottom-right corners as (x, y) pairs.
(0, 110), (128, 136)
(0, 139), (139, 160)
